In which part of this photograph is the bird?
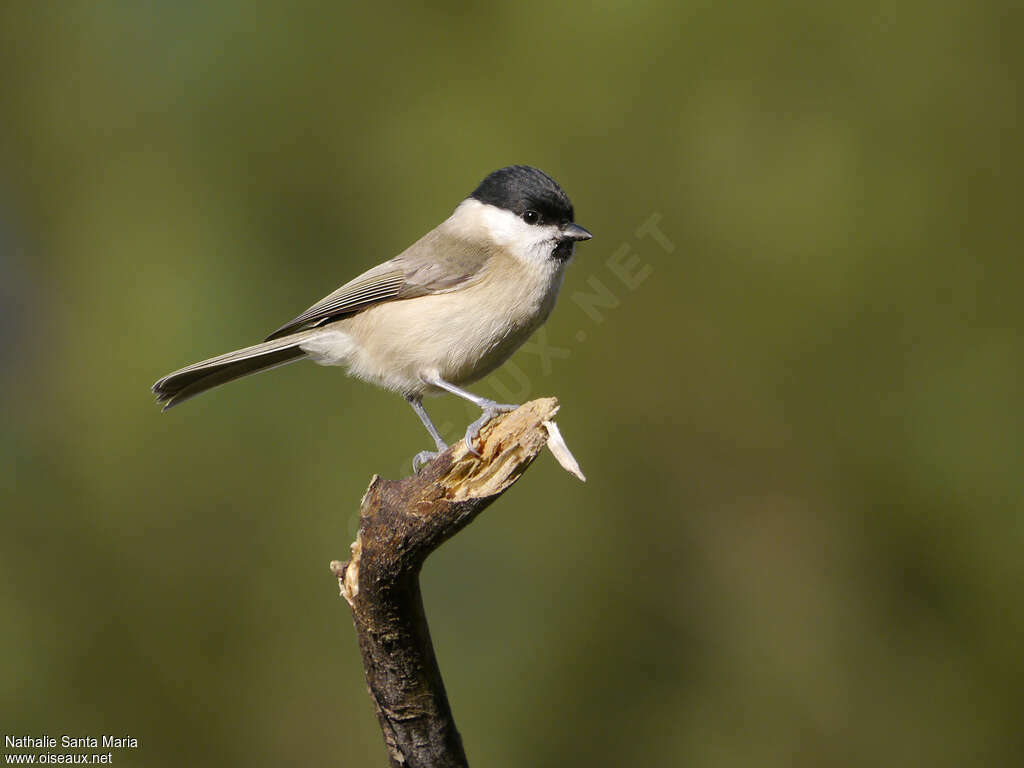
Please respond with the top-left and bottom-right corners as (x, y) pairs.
(153, 165), (592, 471)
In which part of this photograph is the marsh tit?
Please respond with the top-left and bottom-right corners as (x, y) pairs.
(153, 165), (592, 471)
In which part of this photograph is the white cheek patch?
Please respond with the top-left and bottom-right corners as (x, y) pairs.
(477, 205), (529, 246)
(447, 199), (561, 267)
(475, 204), (559, 264)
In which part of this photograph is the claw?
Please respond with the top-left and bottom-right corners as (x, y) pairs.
(464, 421), (484, 457)
(412, 449), (442, 474)
(463, 402), (519, 456)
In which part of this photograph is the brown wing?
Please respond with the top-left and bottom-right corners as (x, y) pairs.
(264, 227), (493, 341)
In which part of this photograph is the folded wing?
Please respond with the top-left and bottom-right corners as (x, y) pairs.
(265, 229), (493, 341)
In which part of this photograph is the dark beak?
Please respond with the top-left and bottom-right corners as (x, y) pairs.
(561, 223), (593, 242)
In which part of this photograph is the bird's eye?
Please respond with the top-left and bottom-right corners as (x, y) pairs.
(523, 210), (540, 225)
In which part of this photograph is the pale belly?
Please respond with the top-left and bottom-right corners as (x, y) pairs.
(301, 259), (565, 396)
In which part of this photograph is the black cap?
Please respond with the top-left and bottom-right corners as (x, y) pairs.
(470, 166), (575, 226)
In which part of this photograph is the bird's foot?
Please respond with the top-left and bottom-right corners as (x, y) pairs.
(464, 402), (519, 457)
(412, 448), (445, 474)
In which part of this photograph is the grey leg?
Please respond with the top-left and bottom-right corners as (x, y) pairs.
(422, 374), (518, 457)
(407, 396), (447, 450)
(406, 396), (448, 473)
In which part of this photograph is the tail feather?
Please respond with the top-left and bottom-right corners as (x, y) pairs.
(153, 331), (316, 410)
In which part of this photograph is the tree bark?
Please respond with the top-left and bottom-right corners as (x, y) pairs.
(330, 397), (581, 768)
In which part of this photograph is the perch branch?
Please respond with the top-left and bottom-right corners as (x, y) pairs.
(330, 397), (581, 768)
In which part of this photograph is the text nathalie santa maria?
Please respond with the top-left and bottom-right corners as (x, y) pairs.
(5, 737), (138, 750)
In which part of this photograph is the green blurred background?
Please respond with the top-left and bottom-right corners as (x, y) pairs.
(2, 1), (1022, 766)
